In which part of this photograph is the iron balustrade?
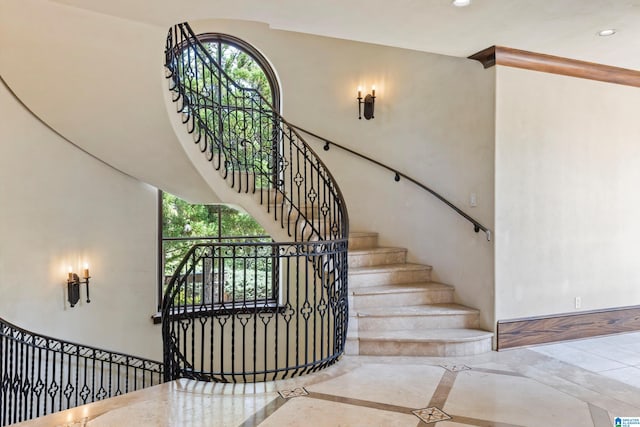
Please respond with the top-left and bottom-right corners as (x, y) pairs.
(161, 239), (349, 383)
(288, 124), (493, 241)
(160, 235), (273, 308)
(165, 23), (349, 242)
(163, 236), (277, 307)
(163, 22), (350, 384)
(0, 317), (163, 426)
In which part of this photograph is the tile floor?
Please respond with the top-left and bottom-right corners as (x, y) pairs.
(15, 332), (640, 427)
(530, 332), (640, 388)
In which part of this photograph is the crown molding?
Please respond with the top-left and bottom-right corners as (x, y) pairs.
(469, 45), (640, 88)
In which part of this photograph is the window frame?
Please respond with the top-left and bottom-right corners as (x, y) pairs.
(196, 32), (280, 113)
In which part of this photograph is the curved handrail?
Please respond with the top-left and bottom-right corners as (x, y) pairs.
(288, 124), (492, 241)
(163, 23), (350, 384)
(165, 23), (349, 242)
(161, 239), (349, 383)
(0, 317), (163, 368)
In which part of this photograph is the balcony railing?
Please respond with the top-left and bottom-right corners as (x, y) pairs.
(160, 235), (273, 308)
(0, 317), (163, 426)
(161, 239), (348, 383)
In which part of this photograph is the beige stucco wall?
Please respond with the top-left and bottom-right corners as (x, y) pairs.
(0, 80), (161, 360)
(0, 0), (217, 203)
(189, 19), (497, 330)
(495, 66), (640, 321)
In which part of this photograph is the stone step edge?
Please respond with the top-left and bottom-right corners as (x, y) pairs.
(356, 303), (480, 318)
(349, 263), (433, 275)
(349, 231), (378, 238)
(357, 329), (493, 343)
(348, 232), (379, 250)
(350, 282), (453, 296)
(348, 247), (407, 255)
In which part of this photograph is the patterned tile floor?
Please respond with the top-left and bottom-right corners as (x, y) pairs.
(15, 332), (640, 427)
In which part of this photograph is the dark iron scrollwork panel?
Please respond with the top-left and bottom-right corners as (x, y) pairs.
(0, 318), (163, 426)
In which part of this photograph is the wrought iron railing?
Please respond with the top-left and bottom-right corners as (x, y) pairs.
(0, 317), (163, 426)
(163, 23), (349, 383)
(161, 239), (348, 383)
(288, 124), (492, 241)
(165, 23), (348, 242)
(160, 235), (272, 307)
(162, 236), (277, 306)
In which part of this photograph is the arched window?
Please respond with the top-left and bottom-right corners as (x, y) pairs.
(197, 33), (279, 112)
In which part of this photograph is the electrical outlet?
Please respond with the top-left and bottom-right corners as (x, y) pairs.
(470, 193), (478, 207)
(575, 297), (581, 309)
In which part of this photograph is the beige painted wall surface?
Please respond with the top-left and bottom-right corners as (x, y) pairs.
(495, 66), (640, 321)
(189, 20), (496, 330)
(0, 81), (161, 360)
(0, 0), (217, 203)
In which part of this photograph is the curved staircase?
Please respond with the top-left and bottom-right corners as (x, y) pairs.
(346, 232), (492, 356)
(161, 23), (349, 383)
(162, 23), (491, 384)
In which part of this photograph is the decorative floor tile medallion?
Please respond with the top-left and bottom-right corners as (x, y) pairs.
(412, 407), (451, 424)
(440, 364), (470, 372)
(278, 387), (309, 399)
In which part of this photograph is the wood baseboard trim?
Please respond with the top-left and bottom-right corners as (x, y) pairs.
(468, 45), (640, 88)
(496, 305), (640, 350)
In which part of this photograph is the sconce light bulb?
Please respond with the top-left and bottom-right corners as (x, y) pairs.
(371, 85), (376, 97)
(357, 86), (362, 98)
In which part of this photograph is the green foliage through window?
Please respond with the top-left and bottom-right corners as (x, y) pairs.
(161, 192), (273, 304)
(160, 33), (281, 307)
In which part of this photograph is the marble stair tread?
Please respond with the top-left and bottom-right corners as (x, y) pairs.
(348, 246), (408, 267)
(348, 232), (379, 250)
(348, 247), (407, 255)
(357, 328), (493, 343)
(349, 231), (378, 239)
(356, 303), (479, 318)
(349, 263), (433, 275)
(350, 282), (453, 296)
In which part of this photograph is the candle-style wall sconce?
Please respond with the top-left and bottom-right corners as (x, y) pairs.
(67, 264), (91, 307)
(357, 85), (376, 120)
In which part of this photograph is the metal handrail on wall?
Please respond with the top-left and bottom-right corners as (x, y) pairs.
(288, 124), (492, 241)
(0, 317), (163, 426)
(163, 23), (349, 383)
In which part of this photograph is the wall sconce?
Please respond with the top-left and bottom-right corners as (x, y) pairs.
(67, 264), (91, 307)
(357, 86), (376, 120)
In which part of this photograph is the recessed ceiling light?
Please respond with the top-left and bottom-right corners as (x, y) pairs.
(597, 29), (616, 36)
(452, 0), (471, 7)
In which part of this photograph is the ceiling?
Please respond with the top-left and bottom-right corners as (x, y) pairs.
(48, 0), (640, 71)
